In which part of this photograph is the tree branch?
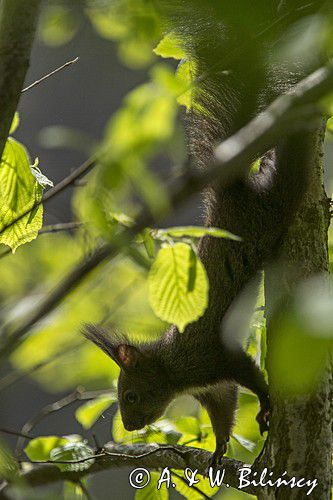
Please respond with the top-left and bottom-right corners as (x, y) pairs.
(0, 443), (256, 496)
(0, 222), (83, 260)
(16, 387), (114, 455)
(0, 0), (41, 160)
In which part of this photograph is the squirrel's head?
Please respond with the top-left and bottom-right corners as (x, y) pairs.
(83, 324), (174, 431)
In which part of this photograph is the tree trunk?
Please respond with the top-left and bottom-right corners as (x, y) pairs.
(257, 123), (332, 499)
(0, 0), (41, 159)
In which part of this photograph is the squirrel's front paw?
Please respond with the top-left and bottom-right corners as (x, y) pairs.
(256, 396), (270, 435)
(205, 438), (229, 475)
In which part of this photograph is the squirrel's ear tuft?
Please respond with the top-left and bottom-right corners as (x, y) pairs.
(82, 324), (140, 369)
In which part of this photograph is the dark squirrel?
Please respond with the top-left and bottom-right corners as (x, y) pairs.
(84, 1), (321, 468)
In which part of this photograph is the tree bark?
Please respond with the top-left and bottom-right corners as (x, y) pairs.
(257, 122), (332, 498)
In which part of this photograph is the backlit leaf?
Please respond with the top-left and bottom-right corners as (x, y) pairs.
(136, 471), (168, 500)
(25, 436), (68, 462)
(148, 243), (209, 332)
(155, 226), (241, 241)
(0, 138), (46, 251)
(9, 112), (20, 135)
(75, 395), (116, 429)
(38, 5), (79, 46)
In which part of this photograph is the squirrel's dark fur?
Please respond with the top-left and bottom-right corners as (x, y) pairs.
(84, 1), (324, 468)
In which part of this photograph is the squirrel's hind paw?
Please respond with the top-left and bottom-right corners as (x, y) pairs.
(205, 438), (229, 476)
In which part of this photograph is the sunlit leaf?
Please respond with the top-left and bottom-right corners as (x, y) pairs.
(112, 409), (133, 444)
(38, 5), (79, 46)
(64, 480), (85, 499)
(25, 436), (68, 462)
(10, 112), (20, 135)
(75, 395), (116, 429)
(172, 471), (219, 499)
(87, 1), (161, 68)
(176, 59), (197, 109)
(155, 226), (241, 241)
(0, 138), (45, 251)
(232, 434), (256, 453)
(136, 471), (168, 500)
(175, 416), (200, 436)
(147, 419), (181, 445)
(148, 243), (209, 332)
(142, 229), (156, 259)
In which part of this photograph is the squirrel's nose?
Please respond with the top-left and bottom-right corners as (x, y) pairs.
(124, 418), (145, 431)
(124, 422), (137, 431)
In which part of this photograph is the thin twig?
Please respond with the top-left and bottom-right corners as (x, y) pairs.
(43, 156), (97, 204)
(16, 388), (115, 455)
(39, 221), (83, 234)
(22, 57), (79, 93)
(0, 427), (32, 440)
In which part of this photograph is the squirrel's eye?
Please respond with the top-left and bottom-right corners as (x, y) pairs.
(124, 390), (139, 404)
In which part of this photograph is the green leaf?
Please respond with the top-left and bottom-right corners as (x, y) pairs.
(75, 395), (116, 429)
(50, 441), (95, 472)
(172, 472), (219, 499)
(142, 229), (156, 259)
(112, 409), (134, 443)
(64, 481), (85, 499)
(38, 5), (78, 47)
(25, 436), (68, 462)
(148, 243), (209, 332)
(9, 112), (20, 135)
(155, 226), (241, 241)
(176, 59), (197, 110)
(87, 1), (161, 69)
(136, 471), (169, 500)
(175, 416), (200, 436)
(154, 32), (186, 60)
(0, 138), (46, 252)
(232, 434), (256, 453)
(147, 419), (181, 445)
(250, 158), (260, 174)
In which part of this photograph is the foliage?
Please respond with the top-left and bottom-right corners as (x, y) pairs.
(75, 395), (117, 429)
(148, 242), (209, 332)
(0, 1), (333, 499)
(0, 115), (52, 252)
